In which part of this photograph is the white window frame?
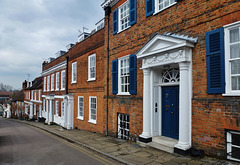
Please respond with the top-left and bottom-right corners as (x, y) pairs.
(47, 75), (50, 91)
(43, 99), (45, 111)
(44, 77), (46, 91)
(154, 0), (177, 15)
(227, 130), (240, 162)
(34, 90), (37, 100)
(72, 62), (77, 83)
(88, 54), (96, 81)
(34, 104), (36, 115)
(88, 96), (97, 124)
(56, 72), (60, 91)
(31, 91), (33, 100)
(61, 101), (64, 118)
(39, 90), (41, 101)
(61, 70), (65, 90)
(51, 74), (54, 91)
(55, 101), (59, 116)
(118, 0), (130, 33)
(77, 96), (84, 120)
(118, 55), (130, 95)
(224, 21), (240, 96)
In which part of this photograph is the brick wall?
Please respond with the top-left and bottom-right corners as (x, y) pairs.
(68, 28), (106, 134)
(106, 0), (240, 157)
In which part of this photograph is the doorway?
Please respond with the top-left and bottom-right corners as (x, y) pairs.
(161, 86), (179, 139)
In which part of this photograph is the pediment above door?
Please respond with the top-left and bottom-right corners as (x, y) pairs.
(136, 33), (198, 68)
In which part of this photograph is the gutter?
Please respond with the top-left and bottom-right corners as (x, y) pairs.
(105, 6), (111, 136)
(66, 56), (69, 95)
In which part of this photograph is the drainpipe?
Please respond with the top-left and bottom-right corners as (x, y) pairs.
(66, 56), (69, 95)
(105, 6), (111, 136)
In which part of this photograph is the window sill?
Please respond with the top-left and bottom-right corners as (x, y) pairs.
(87, 78), (96, 82)
(88, 120), (97, 124)
(55, 89), (59, 91)
(71, 81), (77, 84)
(77, 116), (84, 120)
(117, 26), (131, 34)
(153, 2), (177, 16)
(117, 93), (131, 96)
(60, 88), (65, 91)
(222, 93), (240, 96)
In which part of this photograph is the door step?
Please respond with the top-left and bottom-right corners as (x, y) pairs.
(140, 136), (178, 153)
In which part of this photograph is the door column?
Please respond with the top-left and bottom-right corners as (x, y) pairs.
(139, 68), (152, 143)
(45, 100), (49, 124)
(29, 102), (33, 119)
(174, 62), (191, 151)
(66, 94), (74, 130)
(63, 96), (68, 128)
(49, 99), (53, 124)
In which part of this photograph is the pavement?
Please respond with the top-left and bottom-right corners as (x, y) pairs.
(10, 119), (238, 165)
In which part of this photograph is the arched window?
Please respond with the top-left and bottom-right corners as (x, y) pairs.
(162, 68), (180, 83)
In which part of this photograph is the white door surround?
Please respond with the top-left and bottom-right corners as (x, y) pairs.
(137, 33), (197, 153)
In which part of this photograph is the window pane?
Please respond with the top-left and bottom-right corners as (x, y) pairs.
(231, 60), (240, 74)
(230, 44), (240, 59)
(232, 76), (240, 90)
(230, 28), (239, 43)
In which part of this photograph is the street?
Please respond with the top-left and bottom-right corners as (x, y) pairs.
(0, 118), (121, 165)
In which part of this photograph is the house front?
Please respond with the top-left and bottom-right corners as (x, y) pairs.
(42, 51), (74, 129)
(101, 0), (240, 160)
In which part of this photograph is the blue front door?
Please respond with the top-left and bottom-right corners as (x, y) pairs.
(162, 86), (179, 139)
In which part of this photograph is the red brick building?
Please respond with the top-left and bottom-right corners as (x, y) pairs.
(67, 23), (106, 134)
(11, 90), (25, 119)
(41, 51), (73, 129)
(101, 0), (240, 160)
(24, 77), (43, 120)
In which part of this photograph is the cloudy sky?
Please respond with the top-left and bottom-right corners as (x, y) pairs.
(0, 0), (104, 90)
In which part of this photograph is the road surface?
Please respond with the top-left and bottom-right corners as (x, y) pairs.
(0, 118), (121, 165)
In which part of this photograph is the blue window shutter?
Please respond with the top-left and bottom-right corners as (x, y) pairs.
(206, 27), (225, 94)
(130, 0), (137, 25)
(145, 0), (154, 17)
(112, 8), (118, 35)
(112, 59), (118, 94)
(129, 54), (137, 95)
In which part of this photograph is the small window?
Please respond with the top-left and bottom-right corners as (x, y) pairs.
(118, 113), (130, 140)
(44, 77), (46, 91)
(47, 76), (50, 91)
(61, 101), (64, 118)
(89, 96), (97, 124)
(78, 96), (84, 120)
(55, 101), (59, 116)
(224, 21), (240, 95)
(34, 91), (37, 100)
(61, 70), (65, 90)
(119, 1), (130, 32)
(56, 72), (60, 90)
(88, 54), (96, 81)
(227, 130), (240, 162)
(39, 90), (41, 101)
(72, 62), (77, 83)
(119, 56), (130, 94)
(155, 0), (176, 14)
(51, 74), (54, 91)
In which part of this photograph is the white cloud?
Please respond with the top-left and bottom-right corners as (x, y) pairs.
(0, 0), (104, 89)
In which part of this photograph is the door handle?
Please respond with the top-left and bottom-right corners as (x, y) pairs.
(171, 112), (173, 114)
(166, 109), (168, 111)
